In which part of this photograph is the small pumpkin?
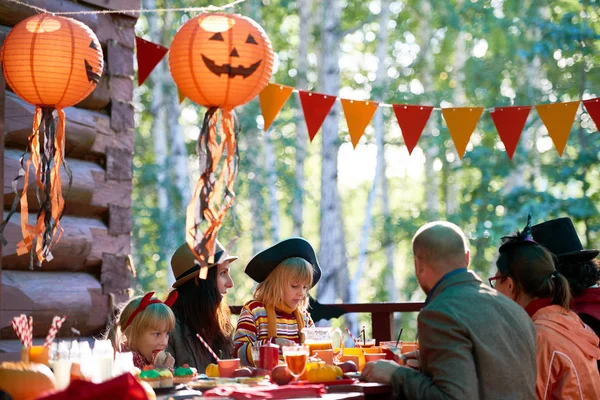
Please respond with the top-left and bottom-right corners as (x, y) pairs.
(306, 364), (340, 383)
(0, 361), (56, 400)
(205, 363), (220, 378)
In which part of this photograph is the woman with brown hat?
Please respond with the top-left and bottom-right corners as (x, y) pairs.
(233, 237), (321, 366)
(490, 216), (600, 399)
(165, 240), (238, 372)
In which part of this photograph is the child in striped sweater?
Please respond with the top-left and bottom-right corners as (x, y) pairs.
(233, 238), (322, 366)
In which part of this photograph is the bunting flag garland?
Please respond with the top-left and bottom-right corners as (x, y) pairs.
(135, 36), (169, 86)
(490, 106), (532, 160)
(259, 83), (294, 131)
(582, 98), (600, 131)
(178, 88), (186, 104)
(341, 99), (379, 148)
(393, 104), (434, 155)
(535, 101), (580, 156)
(299, 91), (337, 142)
(441, 107), (484, 159)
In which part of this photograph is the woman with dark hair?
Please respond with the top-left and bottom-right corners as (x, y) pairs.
(166, 241), (237, 372)
(490, 217), (600, 399)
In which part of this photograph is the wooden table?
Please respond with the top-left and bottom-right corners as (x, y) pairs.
(156, 387), (366, 399)
(327, 382), (393, 399)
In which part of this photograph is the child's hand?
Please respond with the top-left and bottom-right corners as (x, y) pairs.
(153, 350), (175, 369)
(274, 338), (295, 347)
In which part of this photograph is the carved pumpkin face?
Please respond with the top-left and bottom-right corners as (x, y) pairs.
(1, 14), (103, 108)
(169, 13), (274, 110)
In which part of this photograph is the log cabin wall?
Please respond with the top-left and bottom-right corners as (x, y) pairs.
(0, 0), (140, 356)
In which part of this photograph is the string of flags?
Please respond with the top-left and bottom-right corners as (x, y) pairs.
(135, 36), (600, 160)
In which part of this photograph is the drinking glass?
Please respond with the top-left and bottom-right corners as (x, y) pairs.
(282, 345), (309, 382)
(250, 343), (261, 368)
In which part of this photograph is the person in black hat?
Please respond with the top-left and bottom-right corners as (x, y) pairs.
(491, 216), (600, 398)
(531, 217), (600, 369)
(165, 240), (238, 372)
(232, 237), (321, 366)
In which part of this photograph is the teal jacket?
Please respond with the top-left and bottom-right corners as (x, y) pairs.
(392, 270), (537, 400)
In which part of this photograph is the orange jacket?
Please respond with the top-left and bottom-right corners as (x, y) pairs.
(532, 305), (600, 399)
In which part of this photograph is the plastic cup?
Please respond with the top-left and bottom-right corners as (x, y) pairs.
(250, 344), (261, 367)
(401, 341), (419, 354)
(380, 341), (401, 360)
(218, 358), (240, 378)
(359, 339), (377, 348)
(364, 353), (386, 363)
(29, 345), (50, 366)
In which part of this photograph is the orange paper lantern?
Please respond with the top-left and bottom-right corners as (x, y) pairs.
(169, 13), (273, 110)
(168, 13), (273, 275)
(0, 14), (103, 264)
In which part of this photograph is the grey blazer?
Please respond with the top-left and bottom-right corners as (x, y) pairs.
(392, 270), (537, 400)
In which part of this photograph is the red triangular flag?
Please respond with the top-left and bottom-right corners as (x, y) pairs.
(298, 91), (337, 142)
(136, 36), (169, 86)
(392, 104), (433, 154)
(582, 98), (600, 131)
(490, 106), (531, 160)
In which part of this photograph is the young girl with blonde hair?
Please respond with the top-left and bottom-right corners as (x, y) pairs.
(106, 291), (177, 369)
(233, 238), (321, 366)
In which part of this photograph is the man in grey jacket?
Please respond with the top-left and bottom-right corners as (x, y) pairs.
(362, 221), (537, 399)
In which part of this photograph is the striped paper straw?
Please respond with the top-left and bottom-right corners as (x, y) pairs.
(345, 327), (365, 353)
(196, 333), (220, 362)
(28, 316), (33, 348)
(11, 319), (25, 345)
(44, 316), (66, 347)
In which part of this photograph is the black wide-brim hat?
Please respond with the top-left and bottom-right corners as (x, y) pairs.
(531, 217), (599, 262)
(244, 237), (322, 288)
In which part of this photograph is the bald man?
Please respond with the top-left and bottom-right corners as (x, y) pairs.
(363, 221), (537, 399)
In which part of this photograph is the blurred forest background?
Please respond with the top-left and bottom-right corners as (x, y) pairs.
(132, 0), (600, 338)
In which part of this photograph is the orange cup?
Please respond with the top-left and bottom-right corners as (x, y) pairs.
(314, 349), (334, 365)
(401, 341), (419, 355)
(364, 353), (386, 363)
(340, 354), (361, 370)
(29, 345), (49, 366)
(218, 358), (240, 378)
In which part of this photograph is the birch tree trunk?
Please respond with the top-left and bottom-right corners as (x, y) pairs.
(317, 0), (349, 306)
(445, 16), (467, 216)
(291, 0), (311, 237)
(144, 0), (173, 281)
(264, 131), (280, 242)
(350, 0), (392, 333)
(419, 0), (440, 218)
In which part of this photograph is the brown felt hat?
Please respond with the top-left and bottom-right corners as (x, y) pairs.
(170, 240), (238, 288)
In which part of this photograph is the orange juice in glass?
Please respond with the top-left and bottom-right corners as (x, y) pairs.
(282, 345), (309, 382)
(29, 345), (50, 366)
(306, 341), (332, 355)
(359, 339), (377, 348)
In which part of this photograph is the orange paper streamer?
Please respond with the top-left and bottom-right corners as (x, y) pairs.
(186, 109), (238, 278)
(535, 101), (580, 156)
(442, 107), (484, 159)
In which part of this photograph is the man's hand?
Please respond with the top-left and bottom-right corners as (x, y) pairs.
(400, 350), (420, 369)
(274, 338), (295, 347)
(361, 360), (401, 384)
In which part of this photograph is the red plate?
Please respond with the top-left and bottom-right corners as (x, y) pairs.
(292, 378), (358, 386)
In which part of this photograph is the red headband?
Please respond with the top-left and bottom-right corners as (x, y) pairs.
(124, 291), (178, 330)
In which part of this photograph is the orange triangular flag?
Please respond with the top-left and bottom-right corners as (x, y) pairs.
(178, 88), (186, 104)
(441, 107), (483, 159)
(535, 101), (580, 156)
(341, 99), (378, 148)
(259, 83), (294, 131)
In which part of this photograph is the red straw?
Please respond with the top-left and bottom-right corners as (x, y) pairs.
(196, 333), (220, 362)
(28, 316), (33, 348)
(345, 327), (365, 353)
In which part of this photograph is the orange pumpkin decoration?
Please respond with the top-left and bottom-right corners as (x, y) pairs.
(169, 13), (273, 110)
(169, 13), (273, 272)
(0, 14), (103, 264)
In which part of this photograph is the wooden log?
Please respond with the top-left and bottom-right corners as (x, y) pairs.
(0, 270), (108, 338)
(81, 0), (141, 14)
(4, 149), (132, 217)
(4, 91), (134, 158)
(107, 42), (135, 77)
(0, 1), (136, 48)
(1, 213), (130, 272)
(101, 254), (133, 294)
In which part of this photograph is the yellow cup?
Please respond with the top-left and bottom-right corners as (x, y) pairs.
(337, 347), (366, 371)
(29, 345), (50, 366)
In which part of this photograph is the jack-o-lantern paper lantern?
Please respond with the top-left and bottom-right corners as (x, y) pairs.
(0, 14), (103, 265)
(169, 13), (273, 275)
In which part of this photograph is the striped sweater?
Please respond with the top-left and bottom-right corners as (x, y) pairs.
(233, 299), (314, 366)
